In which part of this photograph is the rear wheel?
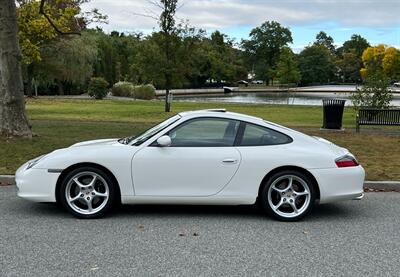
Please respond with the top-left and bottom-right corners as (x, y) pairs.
(59, 167), (117, 219)
(260, 170), (316, 221)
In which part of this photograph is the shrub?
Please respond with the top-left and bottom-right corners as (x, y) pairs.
(88, 77), (109, 99)
(134, 84), (156, 100)
(111, 81), (135, 97)
(351, 73), (392, 110)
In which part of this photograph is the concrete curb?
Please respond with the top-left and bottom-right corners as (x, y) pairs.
(364, 181), (400, 191)
(1, 175), (400, 190)
(0, 175), (15, 186)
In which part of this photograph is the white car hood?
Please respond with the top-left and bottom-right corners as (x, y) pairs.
(70, 138), (119, 147)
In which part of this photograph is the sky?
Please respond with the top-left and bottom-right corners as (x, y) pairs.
(81, 0), (400, 52)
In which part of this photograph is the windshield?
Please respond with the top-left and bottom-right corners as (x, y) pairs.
(123, 114), (181, 146)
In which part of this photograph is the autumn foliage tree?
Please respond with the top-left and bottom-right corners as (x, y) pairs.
(351, 44), (398, 109)
(360, 44), (400, 81)
(17, 0), (82, 96)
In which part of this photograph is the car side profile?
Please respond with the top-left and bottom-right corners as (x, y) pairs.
(16, 109), (365, 221)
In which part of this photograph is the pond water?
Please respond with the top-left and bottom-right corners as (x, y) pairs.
(173, 92), (400, 106)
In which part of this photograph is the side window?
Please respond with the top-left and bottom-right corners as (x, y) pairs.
(239, 123), (292, 146)
(168, 118), (239, 147)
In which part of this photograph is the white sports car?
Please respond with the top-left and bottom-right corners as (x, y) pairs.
(16, 109), (365, 221)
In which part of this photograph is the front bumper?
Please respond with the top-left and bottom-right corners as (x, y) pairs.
(15, 163), (59, 202)
(310, 165), (365, 204)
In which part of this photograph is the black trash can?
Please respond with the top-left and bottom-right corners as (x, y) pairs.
(322, 99), (346, 129)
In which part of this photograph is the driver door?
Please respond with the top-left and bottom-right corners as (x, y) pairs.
(132, 117), (241, 196)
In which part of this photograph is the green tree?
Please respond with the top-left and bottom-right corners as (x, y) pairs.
(178, 26), (210, 87)
(35, 32), (98, 94)
(298, 44), (335, 85)
(158, 0), (179, 112)
(135, 31), (180, 88)
(92, 30), (142, 86)
(242, 21), (292, 83)
(340, 34), (370, 58)
(336, 34), (370, 83)
(314, 31), (335, 53)
(275, 47), (301, 85)
(207, 31), (246, 84)
(336, 49), (362, 83)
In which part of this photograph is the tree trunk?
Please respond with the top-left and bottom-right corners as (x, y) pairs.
(56, 79), (64, 95)
(25, 64), (34, 97)
(0, 0), (32, 137)
(165, 73), (171, 112)
(164, 38), (171, 112)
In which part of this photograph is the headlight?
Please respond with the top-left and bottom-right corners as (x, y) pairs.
(26, 155), (45, 170)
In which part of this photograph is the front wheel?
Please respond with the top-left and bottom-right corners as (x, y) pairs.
(260, 171), (316, 221)
(59, 167), (117, 219)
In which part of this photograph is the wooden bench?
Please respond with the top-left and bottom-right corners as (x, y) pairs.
(356, 109), (400, 132)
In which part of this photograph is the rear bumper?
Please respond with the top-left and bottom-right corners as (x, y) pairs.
(15, 163), (58, 202)
(310, 166), (365, 204)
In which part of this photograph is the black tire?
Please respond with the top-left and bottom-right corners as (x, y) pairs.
(260, 170), (316, 221)
(58, 166), (117, 219)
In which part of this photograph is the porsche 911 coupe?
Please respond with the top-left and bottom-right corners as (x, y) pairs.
(16, 109), (365, 221)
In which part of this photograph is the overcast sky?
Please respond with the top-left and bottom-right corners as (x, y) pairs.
(82, 0), (400, 51)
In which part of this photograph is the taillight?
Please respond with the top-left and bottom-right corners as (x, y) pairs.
(335, 155), (359, 168)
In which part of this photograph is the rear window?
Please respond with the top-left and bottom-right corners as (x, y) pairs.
(239, 123), (292, 146)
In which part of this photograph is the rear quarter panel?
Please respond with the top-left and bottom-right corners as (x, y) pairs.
(218, 142), (338, 200)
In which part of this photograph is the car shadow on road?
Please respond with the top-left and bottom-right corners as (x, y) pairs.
(23, 200), (361, 222)
(112, 202), (360, 222)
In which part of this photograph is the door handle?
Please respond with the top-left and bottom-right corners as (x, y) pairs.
(222, 158), (238, 164)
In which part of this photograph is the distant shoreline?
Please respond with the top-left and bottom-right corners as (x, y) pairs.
(156, 85), (400, 96)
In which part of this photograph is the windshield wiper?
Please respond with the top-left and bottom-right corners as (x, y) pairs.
(133, 137), (148, 146)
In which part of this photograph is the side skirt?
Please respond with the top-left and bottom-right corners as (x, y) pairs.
(121, 195), (256, 205)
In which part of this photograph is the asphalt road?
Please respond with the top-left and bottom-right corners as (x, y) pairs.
(1, 186), (399, 277)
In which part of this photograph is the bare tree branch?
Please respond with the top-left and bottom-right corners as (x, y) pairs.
(130, 11), (159, 21)
(39, 0), (81, 35)
(176, 2), (184, 12)
(147, 0), (164, 10)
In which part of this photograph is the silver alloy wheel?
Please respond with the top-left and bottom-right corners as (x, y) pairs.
(267, 174), (311, 218)
(65, 171), (109, 215)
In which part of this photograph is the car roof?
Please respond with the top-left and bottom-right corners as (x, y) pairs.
(178, 109), (264, 124)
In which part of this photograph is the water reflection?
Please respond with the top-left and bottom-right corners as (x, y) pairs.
(174, 92), (400, 106)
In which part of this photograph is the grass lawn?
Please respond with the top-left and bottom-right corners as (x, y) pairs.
(1, 98), (399, 181)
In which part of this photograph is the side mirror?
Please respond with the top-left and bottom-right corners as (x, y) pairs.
(156, 135), (172, 147)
